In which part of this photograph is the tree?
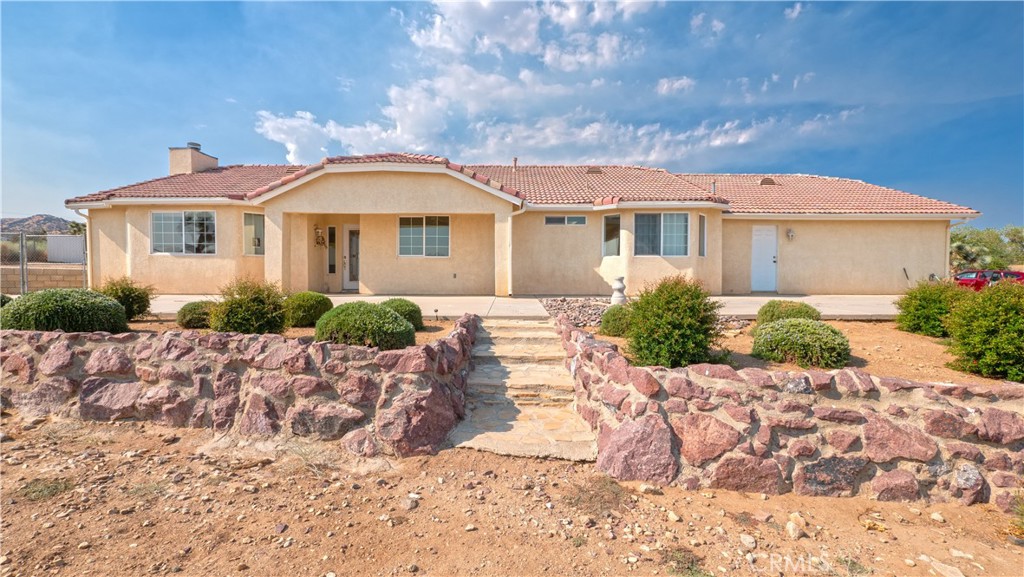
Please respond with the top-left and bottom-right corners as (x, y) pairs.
(67, 221), (86, 236)
(950, 225), (1024, 272)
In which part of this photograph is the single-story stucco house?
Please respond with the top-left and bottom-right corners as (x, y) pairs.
(65, 143), (979, 296)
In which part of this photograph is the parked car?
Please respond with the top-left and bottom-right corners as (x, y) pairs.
(954, 270), (1024, 291)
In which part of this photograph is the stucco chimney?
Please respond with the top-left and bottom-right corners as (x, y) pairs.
(169, 142), (218, 175)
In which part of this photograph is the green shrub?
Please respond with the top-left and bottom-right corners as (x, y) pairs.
(98, 276), (155, 321)
(0, 288), (128, 333)
(379, 298), (425, 330)
(599, 304), (632, 337)
(176, 300), (215, 329)
(626, 275), (722, 368)
(283, 291), (333, 328)
(945, 282), (1024, 381)
(896, 280), (972, 338)
(754, 300), (821, 335)
(315, 301), (415, 350)
(0, 294), (11, 308)
(208, 278), (286, 334)
(752, 318), (850, 369)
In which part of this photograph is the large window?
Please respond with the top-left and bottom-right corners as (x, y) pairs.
(244, 213), (264, 256)
(634, 213), (689, 257)
(151, 211), (216, 254)
(603, 214), (620, 256)
(399, 216), (449, 257)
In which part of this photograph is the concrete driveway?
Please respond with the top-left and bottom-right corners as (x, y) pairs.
(150, 294), (899, 320)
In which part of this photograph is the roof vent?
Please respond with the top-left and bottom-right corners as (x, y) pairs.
(759, 177), (778, 186)
(285, 166), (303, 173)
(186, 142), (202, 151)
(586, 167), (604, 174)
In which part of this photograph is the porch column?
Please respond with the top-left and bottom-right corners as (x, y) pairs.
(494, 212), (511, 296)
(264, 208), (289, 290)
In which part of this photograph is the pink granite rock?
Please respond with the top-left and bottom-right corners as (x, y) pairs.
(375, 383), (460, 457)
(291, 375), (331, 397)
(977, 408), (1024, 445)
(13, 377), (76, 417)
(922, 410), (978, 440)
(863, 413), (937, 463)
(79, 377), (141, 421)
(337, 372), (380, 406)
(288, 403), (364, 440)
(812, 406), (865, 424)
(793, 456), (868, 497)
(872, 469), (919, 502)
(157, 364), (188, 382)
(787, 439), (817, 458)
(709, 455), (783, 494)
(738, 367), (775, 388)
(150, 336), (197, 361)
(238, 393), (281, 436)
(342, 427), (380, 457)
(827, 430), (860, 454)
(627, 367), (661, 398)
(952, 463), (988, 506)
(601, 384), (630, 410)
(596, 414), (678, 484)
(688, 364), (742, 382)
(376, 346), (436, 374)
(945, 442), (983, 463)
(38, 341), (74, 376)
(671, 413), (741, 466)
(84, 347), (133, 375)
(722, 403), (754, 424)
(663, 375), (708, 400)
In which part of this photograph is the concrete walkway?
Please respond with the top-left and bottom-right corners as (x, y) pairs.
(447, 319), (597, 461)
(150, 294), (899, 319)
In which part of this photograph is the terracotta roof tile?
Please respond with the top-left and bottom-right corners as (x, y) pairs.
(67, 165), (298, 204)
(679, 174), (978, 215)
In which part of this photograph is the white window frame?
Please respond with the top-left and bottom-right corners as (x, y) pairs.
(545, 215), (587, 226)
(150, 210), (217, 255)
(398, 215), (450, 258)
(243, 212), (265, 256)
(602, 214), (621, 257)
(698, 213), (707, 258)
(633, 212), (690, 257)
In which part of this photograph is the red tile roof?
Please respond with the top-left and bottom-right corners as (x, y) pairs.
(65, 152), (978, 217)
(679, 174), (979, 215)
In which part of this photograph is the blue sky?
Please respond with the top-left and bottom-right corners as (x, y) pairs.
(2, 1), (1022, 228)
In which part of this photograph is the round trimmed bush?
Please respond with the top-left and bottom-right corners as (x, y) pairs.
(754, 300), (821, 334)
(379, 298), (425, 331)
(945, 282), (1024, 381)
(176, 300), (215, 329)
(626, 275), (723, 368)
(599, 304), (632, 337)
(283, 291), (333, 328)
(99, 276), (155, 321)
(315, 301), (415, 350)
(0, 294), (11, 308)
(896, 280), (972, 338)
(208, 278), (286, 334)
(0, 288), (128, 333)
(752, 318), (850, 369)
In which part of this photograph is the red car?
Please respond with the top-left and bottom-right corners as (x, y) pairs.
(954, 270), (1024, 291)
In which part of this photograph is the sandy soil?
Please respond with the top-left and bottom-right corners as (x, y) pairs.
(1, 417), (1020, 577)
(127, 316), (457, 347)
(598, 320), (1013, 386)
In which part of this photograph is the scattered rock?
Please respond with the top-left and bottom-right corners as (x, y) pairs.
(785, 521), (805, 540)
(739, 533), (757, 550)
(930, 512), (945, 523)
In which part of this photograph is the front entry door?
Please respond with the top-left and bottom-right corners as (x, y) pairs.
(343, 225), (360, 291)
(751, 225), (777, 292)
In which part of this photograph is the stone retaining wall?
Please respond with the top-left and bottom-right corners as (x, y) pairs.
(555, 316), (1023, 511)
(0, 314), (480, 458)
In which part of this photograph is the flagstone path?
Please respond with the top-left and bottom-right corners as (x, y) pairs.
(448, 319), (597, 461)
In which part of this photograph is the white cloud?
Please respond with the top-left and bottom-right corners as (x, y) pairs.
(254, 111), (331, 165)
(542, 32), (640, 72)
(792, 72), (815, 90)
(690, 11), (725, 45)
(710, 19), (725, 34)
(408, 2), (544, 57)
(797, 106), (864, 134)
(656, 76), (696, 95)
(690, 12), (705, 33)
(784, 2), (804, 21)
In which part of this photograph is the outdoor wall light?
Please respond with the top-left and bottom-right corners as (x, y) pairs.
(786, 228), (796, 241)
(314, 224), (327, 248)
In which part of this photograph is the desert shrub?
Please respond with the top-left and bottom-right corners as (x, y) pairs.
(626, 275), (722, 368)
(315, 301), (414, 350)
(0, 294), (11, 308)
(283, 291), (333, 328)
(599, 304), (632, 337)
(208, 278), (286, 334)
(0, 288), (128, 333)
(752, 318), (850, 369)
(176, 300), (215, 329)
(754, 300), (821, 334)
(945, 282), (1024, 381)
(99, 276), (155, 321)
(379, 297), (425, 330)
(896, 280), (972, 338)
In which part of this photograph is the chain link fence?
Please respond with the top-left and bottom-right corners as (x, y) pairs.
(1, 232), (87, 295)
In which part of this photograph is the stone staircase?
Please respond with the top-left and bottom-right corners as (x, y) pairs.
(447, 319), (597, 461)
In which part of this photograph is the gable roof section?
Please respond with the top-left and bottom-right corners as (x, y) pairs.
(66, 165), (298, 204)
(681, 174), (979, 216)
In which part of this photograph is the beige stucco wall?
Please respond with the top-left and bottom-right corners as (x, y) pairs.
(721, 218), (950, 294)
(261, 171), (515, 295)
(512, 209), (724, 296)
(94, 205), (263, 294)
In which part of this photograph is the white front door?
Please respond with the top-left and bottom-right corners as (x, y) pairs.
(342, 225), (360, 291)
(751, 225), (777, 292)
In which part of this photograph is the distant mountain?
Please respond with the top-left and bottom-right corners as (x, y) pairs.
(1, 214), (78, 234)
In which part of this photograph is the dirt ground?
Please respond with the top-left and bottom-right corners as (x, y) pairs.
(598, 320), (1014, 387)
(1, 416), (1021, 577)
(127, 316), (457, 347)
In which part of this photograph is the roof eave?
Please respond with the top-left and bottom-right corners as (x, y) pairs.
(722, 211), (980, 220)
